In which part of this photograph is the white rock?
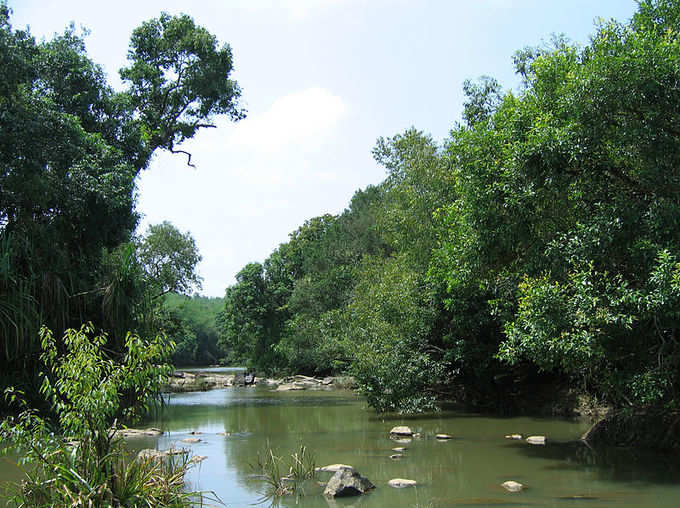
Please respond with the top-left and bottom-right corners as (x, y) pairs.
(388, 478), (417, 488)
(182, 437), (201, 443)
(316, 464), (355, 472)
(389, 426), (413, 436)
(502, 480), (524, 492)
(505, 434), (522, 440)
(435, 433), (453, 440)
(526, 435), (546, 445)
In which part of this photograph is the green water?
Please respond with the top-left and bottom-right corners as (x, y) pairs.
(3, 383), (680, 507)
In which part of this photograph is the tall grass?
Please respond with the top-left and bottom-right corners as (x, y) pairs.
(250, 444), (317, 502)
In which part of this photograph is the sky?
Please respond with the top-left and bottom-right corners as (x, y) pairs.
(9, 0), (638, 297)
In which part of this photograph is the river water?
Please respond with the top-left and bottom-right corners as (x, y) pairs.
(2, 375), (680, 507)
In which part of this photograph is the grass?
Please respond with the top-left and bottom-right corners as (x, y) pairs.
(250, 444), (317, 503)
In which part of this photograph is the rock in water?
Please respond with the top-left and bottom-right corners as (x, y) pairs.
(501, 480), (524, 492)
(389, 426), (413, 436)
(435, 433), (453, 440)
(388, 478), (417, 488)
(323, 469), (375, 497)
(526, 435), (546, 445)
(505, 434), (522, 440)
(316, 464), (355, 473)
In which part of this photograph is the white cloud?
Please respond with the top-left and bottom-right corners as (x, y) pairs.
(229, 88), (348, 152)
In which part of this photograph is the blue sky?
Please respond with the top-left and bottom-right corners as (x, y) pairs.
(9, 0), (638, 296)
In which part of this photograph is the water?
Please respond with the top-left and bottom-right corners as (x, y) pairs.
(2, 381), (680, 507)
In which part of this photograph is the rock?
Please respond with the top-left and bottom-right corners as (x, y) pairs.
(182, 437), (201, 443)
(190, 455), (207, 464)
(323, 469), (375, 498)
(505, 434), (522, 440)
(389, 426), (413, 436)
(114, 428), (163, 438)
(526, 435), (546, 445)
(435, 433), (453, 440)
(189, 431), (202, 435)
(137, 447), (188, 461)
(501, 480), (524, 492)
(389, 453), (404, 459)
(137, 449), (167, 461)
(276, 383), (306, 391)
(392, 447), (407, 452)
(316, 464), (355, 473)
(217, 432), (231, 436)
(388, 478), (417, 488)
(322, 377), (334, 385)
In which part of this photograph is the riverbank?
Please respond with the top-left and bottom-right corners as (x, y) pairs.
(164, 371), (355, 393)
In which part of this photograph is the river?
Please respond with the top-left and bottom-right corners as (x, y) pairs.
(2, 372), (680, 507)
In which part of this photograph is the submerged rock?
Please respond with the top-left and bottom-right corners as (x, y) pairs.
(323, 469), (375, 498)
(388, 478), (417, 488)
(501, 480), (524, 492)
(389, 453), (404, 460)
(435, 433), (453, 440)
(505, 434), (523, 440)
(182, 437), (201, 443)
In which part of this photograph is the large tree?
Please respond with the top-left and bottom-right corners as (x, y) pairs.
(0, 6), (243, 375)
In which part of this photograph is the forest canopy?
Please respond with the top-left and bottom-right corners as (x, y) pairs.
(219, 0), (680, 413)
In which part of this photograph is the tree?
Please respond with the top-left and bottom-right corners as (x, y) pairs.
(0, 7), (243, 387)
(138, 221), (202, 299)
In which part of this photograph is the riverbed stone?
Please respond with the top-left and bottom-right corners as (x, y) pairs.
(388, 478), (417, 488)
(114, 427), (163, 438)
(190, 455), (207, 464)
(392, 447), (407, 452)
(526, 435), (546, 445)
(436, 433), (453, 440)
(390, 453), (404, 459)
(323, 469), (375, 498)
(389, 426), (413, 436)
(182, 437), (201, 443)
(317, 464), (355, 473)
(505, 434), (522, 440)
(501, 480), (524, 492)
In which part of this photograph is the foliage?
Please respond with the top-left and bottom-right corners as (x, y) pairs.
(162, 293), (225, 366)
(223, 0), (680, 414)
(0, 5), (242, 405)
(0, 324), (207, 507)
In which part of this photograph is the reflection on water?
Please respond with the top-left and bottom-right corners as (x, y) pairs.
(3, 385), (680, 507)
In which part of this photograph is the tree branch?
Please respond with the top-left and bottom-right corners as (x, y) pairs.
(169, 148), (196, 168)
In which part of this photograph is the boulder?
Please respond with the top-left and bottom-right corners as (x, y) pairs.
(182, 437), (201, 443)
(190, 455), (207, 464)
(323, 468), (375, 498)
(114, 427), (163, 438)
(505, 434), (522, 440)
(392, 447), (407, 452)
(388, 478), (417, 488)
(526, 435), (546, 445)
(435, 433), (453, 440)
(389, 426), (413, 436)
(389, 453), (404, 460)
(316, 464), (355, 473)
(501, 480), (524, 492)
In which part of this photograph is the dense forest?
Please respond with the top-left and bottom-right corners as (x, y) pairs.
(219, 0), (680, 414)
(0, 5), (242, 411)
(2, 0), (680, 420)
